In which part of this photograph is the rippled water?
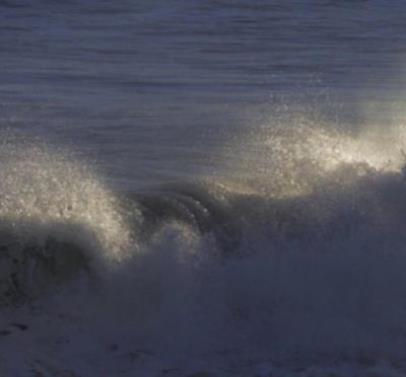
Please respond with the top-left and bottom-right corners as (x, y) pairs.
(2, 0), (406, 187)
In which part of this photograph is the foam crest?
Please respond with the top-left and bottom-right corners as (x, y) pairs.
(223, 118), (406, 198)
(0, 136), (133, 262)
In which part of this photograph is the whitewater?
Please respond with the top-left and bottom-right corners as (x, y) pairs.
(0, 122), (405, 376)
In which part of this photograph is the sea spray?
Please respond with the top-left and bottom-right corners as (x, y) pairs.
(0, 134), (134, 302)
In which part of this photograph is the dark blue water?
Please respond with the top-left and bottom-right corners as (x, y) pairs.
(2, 0), (406, 188)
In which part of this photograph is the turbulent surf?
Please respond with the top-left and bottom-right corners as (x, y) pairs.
(1, 126), (406, 376)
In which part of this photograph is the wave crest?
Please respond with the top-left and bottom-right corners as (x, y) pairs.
(0, 135), (134, 302)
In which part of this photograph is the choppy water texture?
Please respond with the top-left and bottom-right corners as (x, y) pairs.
(2, 1), (406, 376)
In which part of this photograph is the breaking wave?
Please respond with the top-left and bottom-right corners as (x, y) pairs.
(2, 124), (406, 375)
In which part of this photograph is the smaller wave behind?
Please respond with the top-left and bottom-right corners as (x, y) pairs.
(219, 115), (406, 198)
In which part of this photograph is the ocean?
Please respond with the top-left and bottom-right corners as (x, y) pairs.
(2, 1), (406, 376)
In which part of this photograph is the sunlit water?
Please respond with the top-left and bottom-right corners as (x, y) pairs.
(2, 1), (406, 376)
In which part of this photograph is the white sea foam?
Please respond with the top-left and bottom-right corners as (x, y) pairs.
(0, 134), (133, 261)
